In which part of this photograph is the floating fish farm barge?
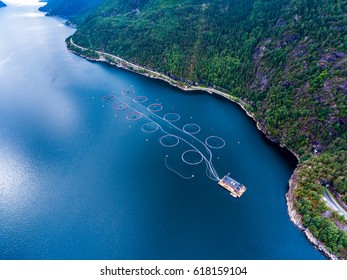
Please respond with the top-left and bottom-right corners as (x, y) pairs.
(218, 174), (247, 198)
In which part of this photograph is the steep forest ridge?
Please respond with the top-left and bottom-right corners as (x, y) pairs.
(46, 0), (347, 258)
(39, 0), (103, 24)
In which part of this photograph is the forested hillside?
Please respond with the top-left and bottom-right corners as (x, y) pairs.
(69, 0), (347, 258)
(39, 0), (104, 23)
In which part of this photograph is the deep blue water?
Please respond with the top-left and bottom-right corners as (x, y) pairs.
(0, 1), (324, 259)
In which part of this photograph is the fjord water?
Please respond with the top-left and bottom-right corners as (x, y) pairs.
(0, 1), (324, 259)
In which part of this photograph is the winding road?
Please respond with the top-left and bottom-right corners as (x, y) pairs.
(323, 188), (347, 219)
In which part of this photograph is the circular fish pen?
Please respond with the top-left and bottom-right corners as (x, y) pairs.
(159, 135), (179, 147)
(126, 111), (143, 121)
(205, 136), (225, 149)
(134, 96), (148, 103)
(101, 95), (116, 102)
(148, 103), (163, 112)
(142, 122), (160, 133)
(113, 102), (128, 111)
(182, 150), (204, 165)
(183, 123), (201, 135)
(163, 113), (180, 123)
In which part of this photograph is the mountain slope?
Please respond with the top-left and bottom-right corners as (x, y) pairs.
(70, 0), (347, 258)
(73, 0), (284, 90)
(39, 0), (104, 23)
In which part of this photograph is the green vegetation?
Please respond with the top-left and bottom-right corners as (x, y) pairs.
(39, 0), (104, 24)
(295, 137), (347, 257)
(70, 0), (347, 258)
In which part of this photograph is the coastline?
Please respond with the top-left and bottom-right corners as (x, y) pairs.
(66, 38), (338, 260)
(287, 169), (338, 260)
